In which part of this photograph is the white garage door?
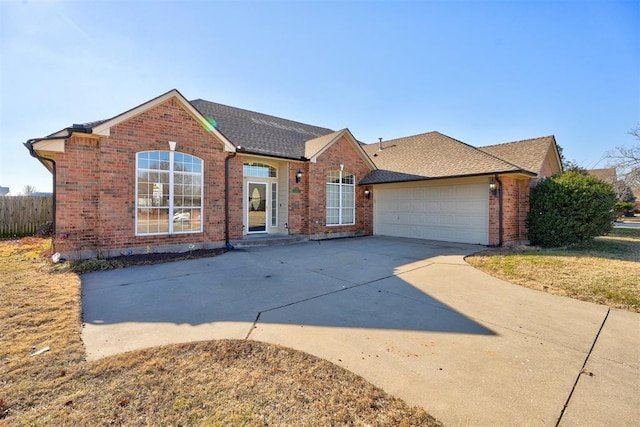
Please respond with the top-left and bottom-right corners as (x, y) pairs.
(374, 181), (489, 245)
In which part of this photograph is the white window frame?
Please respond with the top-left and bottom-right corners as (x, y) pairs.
(326, 170), (355, 226)
(135, 150), (204, 236)
(243, 162), (277, 178)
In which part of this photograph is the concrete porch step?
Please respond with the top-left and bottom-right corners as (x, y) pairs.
(230, 234), (309, 248)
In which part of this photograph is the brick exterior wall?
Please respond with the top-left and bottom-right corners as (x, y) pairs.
(539, 146), (562, 179)
(488, 176), (531, 246)
(227, 154), (244, 239)
(286, 161), (309, 235)
(53, 99), (230, 258)
(47, 94), (538, 256)
(293, 136), (373, 239)
(50, 99), (373, 259)
(55, 135), (101, 254)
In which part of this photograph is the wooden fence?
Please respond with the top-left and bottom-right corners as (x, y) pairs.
(0, 196), (53, 238)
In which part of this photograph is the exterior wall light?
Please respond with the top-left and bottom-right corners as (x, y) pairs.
(296, 170), (303, 183)
(489, 178), (497, 195)
(364, 189), (371, 199)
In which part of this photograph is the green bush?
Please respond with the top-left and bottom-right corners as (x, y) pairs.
(526, 171), (616, 247)
(615, 201), (636, 217)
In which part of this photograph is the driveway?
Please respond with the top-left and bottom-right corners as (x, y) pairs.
(82, 236), (639, 426)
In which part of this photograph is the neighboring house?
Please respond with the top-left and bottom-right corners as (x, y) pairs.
(25, 89), (561, 259)
(587, 168), (617, 185)
(587, 169), (639, 213)
(0, 186), (9, 196)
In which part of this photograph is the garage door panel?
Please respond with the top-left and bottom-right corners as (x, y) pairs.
(454, 216), (471, 227)
(470, 200), (486, 211)
(468, 215), (487, 227)
(424, 201), (438, 211)
(440, 201), (455, 211)
(455, 200), (472, 210)
(409, 200), (424, 211)
(374, 182), (489, 245)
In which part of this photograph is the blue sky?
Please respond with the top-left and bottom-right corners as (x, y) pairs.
(1, 0), (638, 194)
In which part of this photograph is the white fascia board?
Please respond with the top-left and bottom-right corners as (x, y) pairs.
(33, 138), (65, 153)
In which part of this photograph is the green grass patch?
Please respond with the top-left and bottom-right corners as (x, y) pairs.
(609, 227), (640, 238)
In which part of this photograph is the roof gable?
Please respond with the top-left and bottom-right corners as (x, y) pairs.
(190, 99), (335, 159)
(91, 89), (235, 152)
(361, 131), (530, 184)
(479, 135), (560, 176)
(305, 129), (376, 169)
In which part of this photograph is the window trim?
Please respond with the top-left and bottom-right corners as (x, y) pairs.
(135, 150), (204, 236)
(326, 170), (355, 226)
(271, 182), (278, 227)
(243, 162), (277, 178)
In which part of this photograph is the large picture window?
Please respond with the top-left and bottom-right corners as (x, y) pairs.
(326, 170), (355, 225)
(136, 151), (203, 235)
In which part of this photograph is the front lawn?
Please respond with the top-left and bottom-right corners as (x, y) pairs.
(1, 237), (438, 426)
(466, 228), (640, 312)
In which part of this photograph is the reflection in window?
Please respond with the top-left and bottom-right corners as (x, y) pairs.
(136, 151), (203, 235)
(326, 170), (355, 225)
(243, 163), (277, 178)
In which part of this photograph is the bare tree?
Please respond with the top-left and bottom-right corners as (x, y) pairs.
(613, 180), (635, 202)
(607, 125), (640, 189)
(21, 185), (36, 196)
(556, 144), (585, 173)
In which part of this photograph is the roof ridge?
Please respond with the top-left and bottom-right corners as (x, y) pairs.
(388, 131), (525, 171)
(475, 146), (533, 173)
(375, 130), (441, 144)
(587, 167), (616, 172)
(478, 135), (558, 174)
(362, 130), (528, 178)
(446, 133), (531, 172)
(190, 98), (334, 133)
(480, 135), (555, 149)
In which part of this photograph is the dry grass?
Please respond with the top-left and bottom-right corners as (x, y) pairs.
(466, 228), (640, 312)
(1, 237), (439, 426)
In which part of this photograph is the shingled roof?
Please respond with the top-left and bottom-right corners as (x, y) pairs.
(360, 132), (531, 184)
(587, 168), (617, 184)
(479, 136), (557, 175)
(36, 90), (553, 185)
(190, 99), (335, 159)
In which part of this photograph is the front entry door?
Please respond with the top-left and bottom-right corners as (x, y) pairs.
(247, 182), (267, 233)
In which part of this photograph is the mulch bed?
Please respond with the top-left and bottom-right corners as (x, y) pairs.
(106, 248), (228, 267)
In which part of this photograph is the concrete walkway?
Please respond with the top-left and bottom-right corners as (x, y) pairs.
(81, 237), (639, 426)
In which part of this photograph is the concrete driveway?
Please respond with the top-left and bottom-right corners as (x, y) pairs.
(82, 236), (639, 426)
